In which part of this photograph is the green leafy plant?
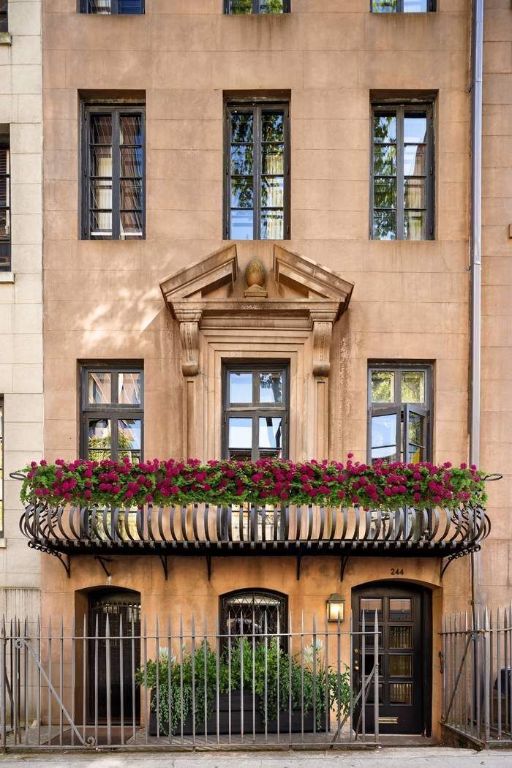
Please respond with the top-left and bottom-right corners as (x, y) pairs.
(136, 638), (351, 735)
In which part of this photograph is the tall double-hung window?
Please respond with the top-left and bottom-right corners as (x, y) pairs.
(0, 126), (10, 270)
(371, 102), (434, 240)
(0, 1), (7, 31)
(81, 103), (145, 240)
(225, 99), (290, 240)
(80, 0), (144, 14)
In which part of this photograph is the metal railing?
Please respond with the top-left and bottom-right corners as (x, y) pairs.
(441, 606), (512, 746)
(0, 613), (380, 751)
(20, 501), (490, 560)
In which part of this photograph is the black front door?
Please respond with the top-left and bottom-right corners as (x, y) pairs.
(88, 590), (141, 723)
(352, 582), (431, 735)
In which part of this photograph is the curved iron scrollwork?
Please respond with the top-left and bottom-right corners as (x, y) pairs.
(19, 501), (491, 561)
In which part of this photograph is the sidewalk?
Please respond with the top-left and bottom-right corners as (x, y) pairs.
(1, 749), (512, 768)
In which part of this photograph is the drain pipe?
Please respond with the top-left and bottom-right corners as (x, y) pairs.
(469, 0), (484, 619)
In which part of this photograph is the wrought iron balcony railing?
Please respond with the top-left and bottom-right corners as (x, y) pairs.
(20, 501), (490, 578)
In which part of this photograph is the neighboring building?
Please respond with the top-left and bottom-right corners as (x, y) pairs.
(0, 0), (42, 619)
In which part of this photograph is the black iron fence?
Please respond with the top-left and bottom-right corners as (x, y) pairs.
(0, 613), (380, 751)
(441, 606), (512, 747)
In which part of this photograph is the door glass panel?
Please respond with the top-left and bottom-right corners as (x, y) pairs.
(88, 418), (112, 460)
(88, 372), (112, 404)
(371, 413), (397, 460)
(371, 370), (394, 403)
(389, 655), (413, 677)
(389, 598), (413, 621)
(360, 598), (383, 623)
(229, 372), (253, 403)
(259, 417), (283, 450)
(229, 418), (252, 449)
(390, 626), (413, 649)
(390, 682), (413, 704)
(118, 372), (142, 405)
(401, 371), (425, 403)
(259, 372), (283, 403)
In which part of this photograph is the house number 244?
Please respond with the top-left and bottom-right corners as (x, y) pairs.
(390, 568), (404, 575)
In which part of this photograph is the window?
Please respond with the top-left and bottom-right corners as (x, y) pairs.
(0, 397), (3, 540)
(81, 104), (145, 240)
(225, 0), (289, 12)
(80, 0), (144, 13)
(368, 363), (432, 463)
(220, 590), (288, 639)
(371, 102), (434, 240)
(225, 100), (290, 240)
(223, 362), (288, 460)
(371, 0), (435, 11)
(0, 126), (10, 270)
(0, 0), (7, 32)
(80, 364), (143, 462)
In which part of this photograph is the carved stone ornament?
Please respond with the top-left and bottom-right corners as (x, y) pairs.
(160, 244), (354, 378)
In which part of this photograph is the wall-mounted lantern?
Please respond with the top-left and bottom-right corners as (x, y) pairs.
(326, 593), (345, 623)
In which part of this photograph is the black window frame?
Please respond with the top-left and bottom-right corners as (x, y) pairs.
(0, 0), (7, 32)
(367, 362), (433, 464)
(370, 0), (435, 11)
(0, 128), (10, 271)
(80, 0), (145, 14)
(222, 361), (289, 461)
(80, 363), (144, 462)
(224, 98), (290, 241)
(225, 0), (290, 13)
(371, 101), (435, 241)
(81, 102), (146, 241)
(219, 589), (289, 642)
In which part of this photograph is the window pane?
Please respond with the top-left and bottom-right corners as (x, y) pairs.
(374, 144), (396, 176)
(404, 177), (425, 209)
(404, 115), (427, 143)
(260, 0), (285, 11)
(371, 413), (397, 460)
(88, 372), (112, 404)
(390, 683), (412, 704)
(262, 112), (284, 142)
(118, 419), (142, 461)
(231, 112), (253, 143)
(404, 144), (426, 176)
(371, 370), (394, 403)
(231, 144), (253, 175)
(230, 209), (253, 239)
(121, 147), (143, 178)
(389, 626), (413, 649)
(118, 372), (142, 405)
(259, 417), (283, 450)
(228, 0), (252, 12)
(262, 144), (284, 175)
(389, 655), (413, 677)
(259, 372), (283, 403)
(360, 598), (383, 622)
(404, 209), (426, 240)
(404, 0), (428, 8)
(408, 413), (425, 462)
(91, 179), (112, 210)
(88, 0), (111, 14)
(229, 418), (252, 449)
(91, 115), (112, 144)
(374, 177), (396, 208)
(120, 211), (143, 239)
(260, 209), (284, 240)
(0, 147), (9, 177)
(0, 210), (8, 240)
(91, 211), (112, 237)
(118, 0), (144, 12)
(261, 176), (284, 208)
(229, 372), (252, 403)
(389, 598), (413, 621)
(372, 0), (397, 10)
(88, 419), (112, 460)
(120, 180), (142, 211)
(231, 177), (254, 209)
(91, 146), (112, 178)
(374, 115), (396, 143)
(373, 209), (396, 240)
(120, 115), (143, 145)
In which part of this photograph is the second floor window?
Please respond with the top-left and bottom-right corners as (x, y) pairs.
(371, 0), (435, 10)
(368, 363), (432, 464)
(225, 100), (290, 240)
(81, 105), (145, 240)
(80, 365), (143, 462)
(0, 0), (7, 32)
(0, 127), (10, 271)
(225, 0), (289, 12)
(223, 362), (289, 460)
(371, 102), (434, 241)
(81, 0), (144, 13)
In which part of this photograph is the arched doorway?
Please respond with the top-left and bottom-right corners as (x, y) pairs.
(219, 589), (288, 639)
(87, 588), (141, 724)
(352, 581), (432, 735)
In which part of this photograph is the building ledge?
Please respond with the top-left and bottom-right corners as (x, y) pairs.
(0, 272), (15, 284)
(0, 32), (12, 45)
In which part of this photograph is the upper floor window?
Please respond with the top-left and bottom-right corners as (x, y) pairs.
(223, 362), (288, 460)
(220, 590), (288, 639)
(371, 102), (434, 241)
(81, 104), (145, 240)
(0, 396), (4, 540)
(371, 0), (435, 11)
(225, 0), (289, 13)
(0, 0), (7, 32)
(81, 0), (144, 13)
(80, 364), (143, 462)
(0, 126), (10, 271)
(225, 100), (290, 240)
(368, 363), (432, 464)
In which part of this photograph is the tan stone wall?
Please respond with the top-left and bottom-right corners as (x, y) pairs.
(480, 2), (512, 608)
(0, 0), (43, 607)
(41, 0), (475, 732)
